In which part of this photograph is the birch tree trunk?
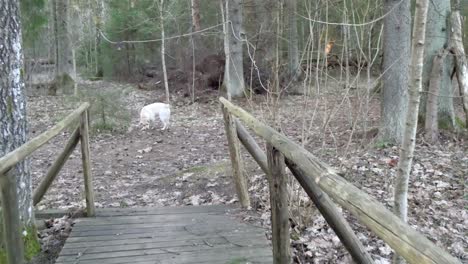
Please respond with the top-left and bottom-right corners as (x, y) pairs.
(379, 0), (411, 143)
(393, 0), (430, 262)
(0, 0), (39, 260)
(222, 0), (245, 97)
(160, 0), (170, 103)
(450, 0), (468, 126)
(52, 0), (75, 95)
(421, 1), (455, 128)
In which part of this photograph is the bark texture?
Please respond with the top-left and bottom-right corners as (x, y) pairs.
(94, 0), (104, 77)
(0, 0), (37, 259)
(52, 0), (75, 94)
(425, 49), (448, 142)
(450, 1), (468, 126)
(393, 0), (430, 262)
(286, 0), (300, 81)
(380, 0), (411, 143)
(191, 0), (201, 32)
(160, 0), (170, 103)
(253, 1), (276, 69)
(421, 0), (455, 127)
(223, 0), (245, 97)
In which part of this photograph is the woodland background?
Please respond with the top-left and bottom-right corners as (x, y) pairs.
(0, 0), (467, 263)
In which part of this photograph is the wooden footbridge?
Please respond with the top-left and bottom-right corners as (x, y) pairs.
(0, 100), (461, 264)
(53, 206), (271, 264)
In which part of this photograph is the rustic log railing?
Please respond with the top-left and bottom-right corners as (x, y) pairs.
(220, 97), (460, 264)
(0, 102), (95, 264)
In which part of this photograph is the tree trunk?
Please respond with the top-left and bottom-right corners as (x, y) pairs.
(191, 0), (201, 32)
(160, 0), (170, 103)
(421, 1), (455, 128)
(94, 0), (104, 78)
(286, 0), (300, 82)
(52, 0), (75, 95)
(450, 0), (468, 126)
(379, 0), (411, 143)
(254, 1), (276, 70)
(425, 49), (448, 142)
(0, 0), (39, 260)
(393, 0), (430, 263)
(190, 0), (203, 66)
(222, 0), (245, 97)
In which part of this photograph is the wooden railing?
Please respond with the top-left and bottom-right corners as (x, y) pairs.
(0, 103), (95, 264)
(220, 97), (460, 264)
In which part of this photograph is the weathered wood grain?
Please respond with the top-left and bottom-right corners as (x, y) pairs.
(80, 109), (95, 217)
(221, 105), (250, 208)
(33, 126), (80, 205)
(0, 103), (89, 175)
(235, 120), (373, 263)
(219, 97), (460, 264)
(266, 145), (291, 264)
(0, 169), (25, 264)
(56, 206), (271, 264)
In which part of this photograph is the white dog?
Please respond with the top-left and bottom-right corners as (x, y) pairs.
(139, 103), (171, 130)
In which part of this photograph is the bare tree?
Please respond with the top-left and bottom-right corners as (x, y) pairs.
(191, 0), (201, 32)
(450, 0), (468, 126)
(425, 49), (448, 142)
(0, 0), (39, 260)
(421, 1), (455, 128)
(393, 0), (430, 263)
(286, 0), (300, 82)
(52, 0), (75, 95)
(94, 0), (104, 78)
(379, 0), (411, 143)
(160, 0), (170, 103)
(222, 0), (245, 97)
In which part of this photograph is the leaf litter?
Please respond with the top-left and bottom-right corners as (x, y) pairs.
(26, 80), (466, 263)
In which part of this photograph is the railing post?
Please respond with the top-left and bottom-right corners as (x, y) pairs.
(236, 119), (373, 263)
(33, 126), (81, 206)
(0, 169), (25, 264)
(266, 144), (291, 264)
(221, 105), (250, 208)
(80, 110), (95, 216)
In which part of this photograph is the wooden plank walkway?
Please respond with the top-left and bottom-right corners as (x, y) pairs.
(55, 205), (272, 264)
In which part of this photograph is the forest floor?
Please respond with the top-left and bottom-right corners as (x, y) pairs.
(26, 77), (466, 264)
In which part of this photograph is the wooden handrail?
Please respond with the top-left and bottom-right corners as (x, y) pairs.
(221, 105), (250, 208)
(0, 102), (90, 175)
(0, 103), (94, 264)
(33, 126), (81, 206)
(80, 110), (95, 216)
(220, 97), (460, 264)
(236, 120), (374, 264)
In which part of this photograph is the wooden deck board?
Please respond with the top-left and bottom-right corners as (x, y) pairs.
(56, 205), (272, 264)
